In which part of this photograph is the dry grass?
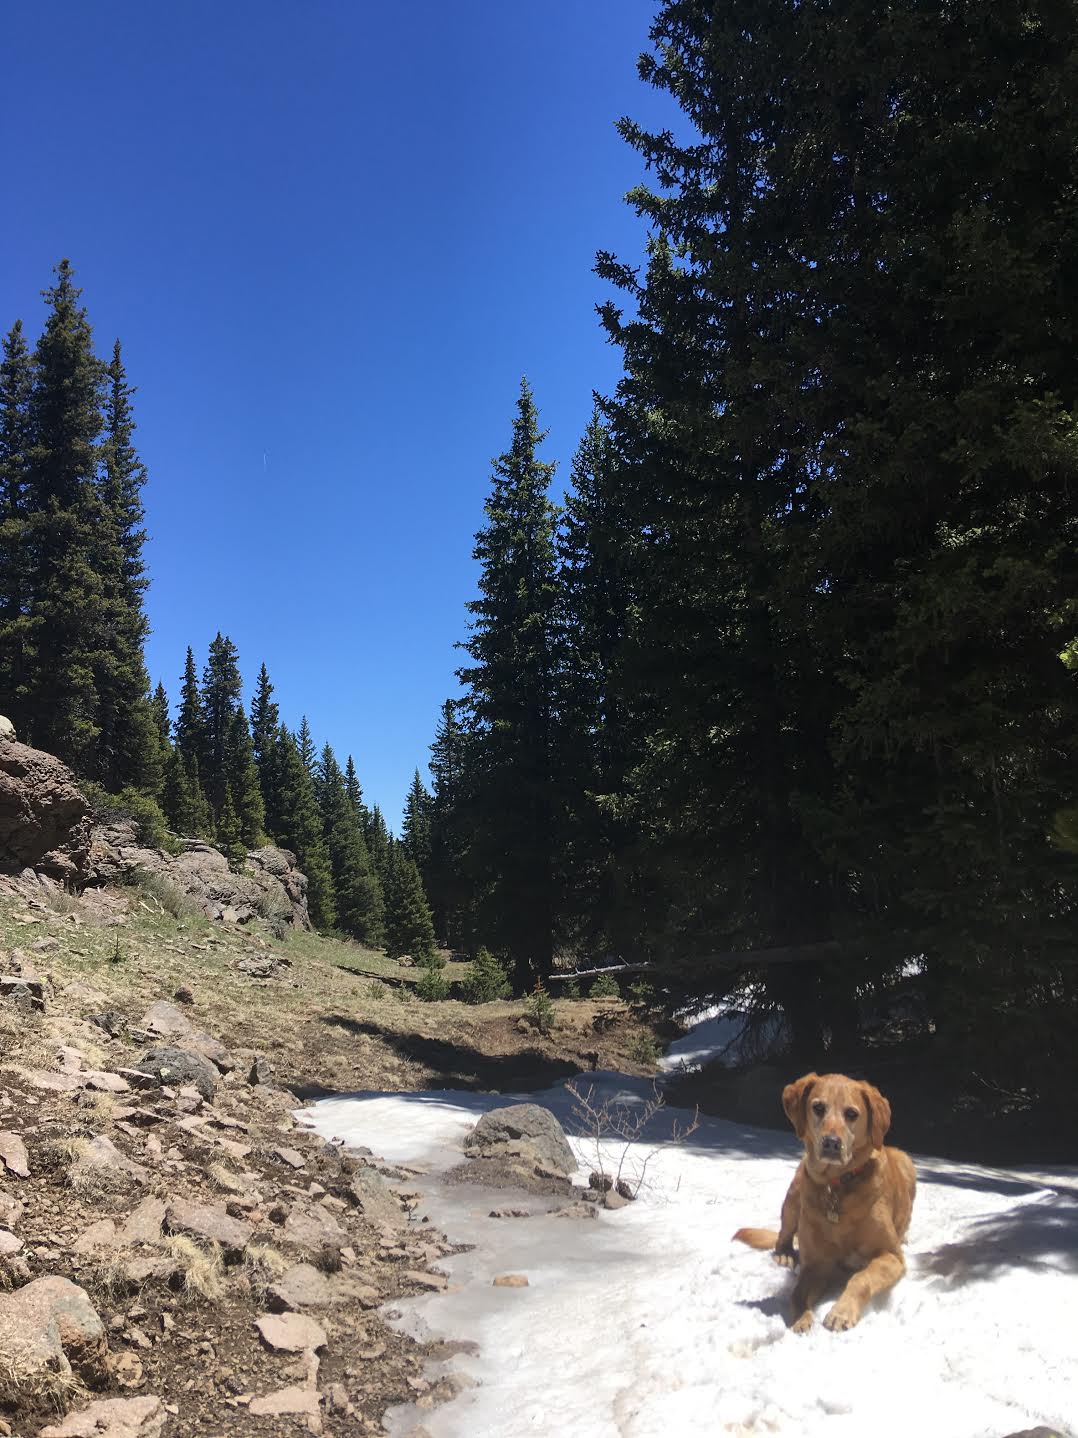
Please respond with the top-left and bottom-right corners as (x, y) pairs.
(242, 1243), (289, 1302)
(0, 1355), (86, 1415)
(165, 1235), (226, 1303)
(207, 1162), (248, 1195)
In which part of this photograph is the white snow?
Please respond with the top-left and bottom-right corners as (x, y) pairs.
(300, 1041), (1078, 1438)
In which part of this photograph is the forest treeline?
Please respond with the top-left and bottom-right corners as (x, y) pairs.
(3, 1), (1077, 1098)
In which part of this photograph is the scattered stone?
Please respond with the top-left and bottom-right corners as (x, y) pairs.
(29, 935), (59, 953)
(492, 1273), (529, 1287)
(141, 1001), (194, 1039)
(118, 1196), (167, 1246)
(131, 1045), (218, 1101)
(404, 1270), (448, 1291)
(488, 1208), (532, 1219)
(83, 1070), (131, 1094)
(73, 1134), (149, 1187)
(74, 1219), (119, 1254)
(25, 1068), (84, 1093)
(0, 1131), (30, 1178)
(282, 1204), (347, 1253)
(166, 1199), (252, 1256)
(550, 1202), (598, 1220)
(88, 1010), (127, 1039)
(0, 1192), (23, 1226)
(273, 1146), (306, 1169)
(0, 975), (45, 1011)
(248, 1053), (274, 1086)
(0, 1230), (22, 1256)
(247, 1386), (321, 1419)
(465, 1103), (576, 1178)
(187, 1031), (235, 1072)
(173, 986), (194, 1006)
(0, 1275), (107, 1390)
(255, 1311), (328, 1353)
(588, 1170), (613, 1192)
(39, 1395), (165, 1438)
(267, 1263), (335, 1310)
(348, 1167), (407, 1229)
(603, 1189), (632, 1210)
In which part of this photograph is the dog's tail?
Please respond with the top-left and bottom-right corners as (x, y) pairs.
(732, 1226), (779, 1250)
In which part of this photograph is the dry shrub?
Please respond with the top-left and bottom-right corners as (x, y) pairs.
(165, 1235), (226, 1303)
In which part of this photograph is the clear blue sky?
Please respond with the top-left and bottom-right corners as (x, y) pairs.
(2, 1), (673, 828)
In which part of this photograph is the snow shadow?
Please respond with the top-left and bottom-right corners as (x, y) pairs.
(917, 1192), (1078, 1282)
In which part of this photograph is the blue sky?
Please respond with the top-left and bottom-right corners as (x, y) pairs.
(2, 1), (672, 827)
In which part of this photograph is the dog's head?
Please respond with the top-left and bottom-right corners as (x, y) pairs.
(782, 1072), (891, 1168)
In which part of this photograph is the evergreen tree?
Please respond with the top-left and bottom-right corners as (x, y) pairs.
(364, 803), (392, 888)
(594, 0), (1078, 1073)
(174, 648), (205, 769)
(344, 755), (367, 827)
(296, 715), (316, 775)
(94, 339), (158, 793)
(456, 379), (561, 986)
(20, 259), (109, 769)
(383, 847), (437, 961)
(0, 321), (35, 731)
(227, 706), (265, 847)
(250, 663), (279, 770)
(556, 409), (636, 955)
(215, 781), (247, 870)
(317, 744), (384, 946)
(162, 745), (212, 838)
(272, 725), (336, 929)
(201, 633), (243, 820)
(150, 681), (171, 752)
(401, 769), (433, 879)
(427, 699), (469, 949)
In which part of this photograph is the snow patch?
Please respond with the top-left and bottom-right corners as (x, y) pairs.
(300, 1070), (1078, 1438)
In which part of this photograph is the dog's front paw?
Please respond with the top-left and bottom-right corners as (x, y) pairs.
(823, 1302), (860, 1332)
(772, 1245), (798, 1269)
(791, 1311), (814, 1334)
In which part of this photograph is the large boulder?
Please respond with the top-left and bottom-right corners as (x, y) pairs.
(465, 1103), (577, 1178)
(0, 1276), (108, 1400)
(0, 739), (92, 883)
(88, 818), (311, 929)
(131, 1045), (219, 1101)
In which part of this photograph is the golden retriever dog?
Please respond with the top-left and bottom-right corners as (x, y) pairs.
(734, 1071), (916, 1332)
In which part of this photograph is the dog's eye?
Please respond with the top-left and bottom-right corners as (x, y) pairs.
(811, 1101), (826, 1117)
(844, 1108), (859, 1122)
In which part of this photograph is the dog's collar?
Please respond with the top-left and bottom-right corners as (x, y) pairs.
(828, 1160), (873, 1191)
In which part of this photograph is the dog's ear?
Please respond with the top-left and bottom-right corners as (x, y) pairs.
(782, 1073), (819, 1139)
(860, 1083), (892, 1150)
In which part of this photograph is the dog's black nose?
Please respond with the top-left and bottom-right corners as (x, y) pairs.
(820, 1134), (843, 1156)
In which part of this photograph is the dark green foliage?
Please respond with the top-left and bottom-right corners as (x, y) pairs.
(415, 953), (450, 1002)
(82, 781), (172, 852)
(150, 681), (171, 751)
(589, 975), (620, 1001)
(215, 781), (247, 871)
(426, 699), (469, 949)
(401, 768), (432, 877)
(174, 649), (205, 770)
(0, 321), (35, 727)
(344, 755), (366, 826)
(201, 633), (243, 820)
(460, 947), (512, 1004)
(524, 979), (555, 1035)
(455, 380), (561, 987)
(317, 744), (384, 947)
(250, 663), (279, 796)
(296, 715), (316, 775)
(364, 804), (392, 888)
(383, 847), (436, 961)
(587, 0), (1078, 1078)
(162, 747), (213, 839)
(227, 706), (265, 847)
(272, 725), (336, 930)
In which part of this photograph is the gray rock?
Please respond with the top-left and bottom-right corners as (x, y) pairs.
(72, 1135), (148, 1188)
(0, 1131), (30, 1178)
(187, 1031), (235, 1073)
(89, 1009), (128, 1037)
(0, 739), (92, 883)
(248, 1053), (275, 1086)
(0, 715), (14, 743)
(132, 1045), (218, 1101)
(465, 1103), (576, 1178)
(0, 1275), (107, 1393)
(39, 1395), (166, 1438)
(255, 1311), (328, 1352)
(141, 1001), (193, 1039)
(166, 1199), (252, 1256)
(348, 1167), (407, 1229)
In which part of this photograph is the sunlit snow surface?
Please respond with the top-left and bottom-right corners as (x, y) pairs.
(299, 1016), (1078, 1438)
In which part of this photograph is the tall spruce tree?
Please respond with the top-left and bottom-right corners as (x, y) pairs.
(150, 681), (171, 753)
(401, 769), (433, 880)
(0, 321), (35, 730)
(296, 716), (316, 775)
(427, 700), (469, 950)
(595, 0), (1078, 1075)
(272, 725), (336, 929)
(21, 260), (110, 770)
(94, 339), (159, 793)
(344, 755), (366, 827)
(556, 409), (637, 956)
(317, 745), (384, 946)
(172, 647), (212, 835)
(201, 633), (243, 820)
(364, 803), (392, 889)
(227, 706), (265, 847)
(456, 379), (561, 986)
(383, 846), (437, 961)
